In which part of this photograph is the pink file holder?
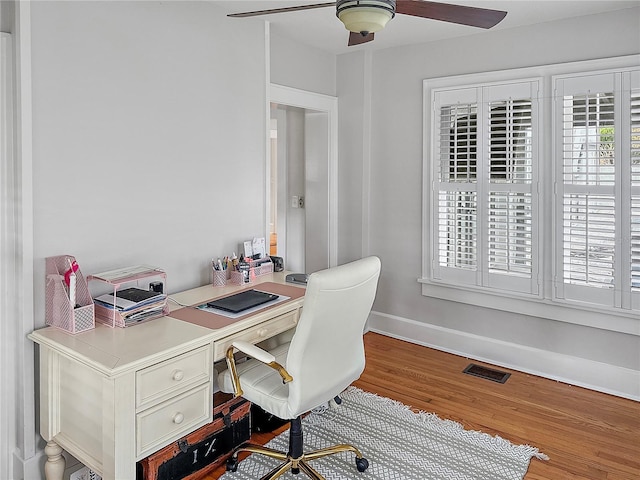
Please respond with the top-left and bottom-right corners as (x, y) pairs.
(45, 255), (95, 334)
(228, 259), (274, 286)
(211, 259), (274, 287)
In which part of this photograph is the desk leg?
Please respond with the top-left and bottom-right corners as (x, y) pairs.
(44, 441), (65, 480)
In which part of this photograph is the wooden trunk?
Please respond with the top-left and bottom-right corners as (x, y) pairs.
(137, 392), (250, 480)
(250, 404), (287, 434)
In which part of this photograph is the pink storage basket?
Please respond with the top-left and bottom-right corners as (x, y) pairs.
(228, 259), (274, 286)
(45, 255), (95, 334)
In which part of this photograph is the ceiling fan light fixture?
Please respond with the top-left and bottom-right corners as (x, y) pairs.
(336, 0), (396, 34)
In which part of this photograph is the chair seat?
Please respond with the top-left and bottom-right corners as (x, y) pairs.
(218, 343), (295, 420)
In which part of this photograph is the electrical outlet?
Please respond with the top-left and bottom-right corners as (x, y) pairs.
(69, 466), (89, 480)
(298, 196), (305, 208)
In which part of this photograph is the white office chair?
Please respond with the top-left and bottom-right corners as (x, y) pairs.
(218, 256), (381, 480)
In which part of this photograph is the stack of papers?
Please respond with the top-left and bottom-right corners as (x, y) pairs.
(94, 287), (167, 325)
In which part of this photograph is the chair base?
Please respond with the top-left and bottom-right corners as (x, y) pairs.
(226, 410), (369, 480)
(226, 442), (369, 480)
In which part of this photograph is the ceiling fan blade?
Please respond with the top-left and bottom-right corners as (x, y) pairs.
(396, 0), (507, 29)
(348, 31), (375, 46)
(228, 2), (335, 18)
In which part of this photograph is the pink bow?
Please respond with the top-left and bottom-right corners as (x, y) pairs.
(64, 260), (79, 286)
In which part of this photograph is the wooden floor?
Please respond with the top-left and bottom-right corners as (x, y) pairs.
(204, 332), (640, 479)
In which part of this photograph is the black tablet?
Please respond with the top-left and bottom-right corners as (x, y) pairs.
(206, 289), (279, 314)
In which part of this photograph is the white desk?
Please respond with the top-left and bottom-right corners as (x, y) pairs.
(28, 273), (304, 480)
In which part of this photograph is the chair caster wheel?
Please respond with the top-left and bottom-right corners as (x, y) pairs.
(226, 456), (239, 472)
(356, 457), (369, 472)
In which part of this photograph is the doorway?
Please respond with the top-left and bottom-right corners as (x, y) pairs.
(267, 85), (338, 274)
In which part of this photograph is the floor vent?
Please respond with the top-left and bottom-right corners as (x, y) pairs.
(463, 364), (510, 384)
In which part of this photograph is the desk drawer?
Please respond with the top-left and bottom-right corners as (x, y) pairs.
(136, 383), (212, 459)
(214, 309), (298, 361)
(137, 345), (211, 410)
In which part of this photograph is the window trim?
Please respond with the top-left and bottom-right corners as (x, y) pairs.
(421, 55), (640, 336)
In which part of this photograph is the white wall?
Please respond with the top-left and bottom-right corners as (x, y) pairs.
(0, 1), (14, 32)
(283, 107), (306, 272)
(336, 51), (369, 265)
(270, 31), (336, 95)
(338, 7), (640, 398)
(304, 110), (330, 273)
(30, 0), (267, 317)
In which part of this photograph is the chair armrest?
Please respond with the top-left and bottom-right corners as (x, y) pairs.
(224, 341), (293, 397)
(232, 340), (276, 364)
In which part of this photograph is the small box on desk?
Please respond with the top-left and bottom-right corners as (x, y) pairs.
(137, 392), (250, 480)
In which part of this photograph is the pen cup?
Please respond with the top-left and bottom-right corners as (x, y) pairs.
(212, 268), (228, 287)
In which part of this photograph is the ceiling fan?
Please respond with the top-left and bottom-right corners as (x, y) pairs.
(228, 1), (508, 46)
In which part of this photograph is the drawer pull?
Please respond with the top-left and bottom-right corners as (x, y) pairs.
(257, 328), (268, 338)
(172, 370), (184, 382)
(173, 412), (184, 424)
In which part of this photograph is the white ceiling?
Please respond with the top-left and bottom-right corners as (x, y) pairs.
(212, 0), (640, 55)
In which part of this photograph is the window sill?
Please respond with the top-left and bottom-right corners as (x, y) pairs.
(418, 278), (640, 336)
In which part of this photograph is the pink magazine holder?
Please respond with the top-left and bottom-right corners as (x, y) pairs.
(45, 255), (95, 334)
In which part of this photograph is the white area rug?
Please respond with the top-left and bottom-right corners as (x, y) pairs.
(220, 386), (548, 480)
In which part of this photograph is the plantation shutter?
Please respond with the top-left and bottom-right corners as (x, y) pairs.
(630, 71), (640, 310)
(433, 87), (479, 286)
(554, 69), (640, 310)
(484, 83), (539, 294)
(432, 81), (540, 295)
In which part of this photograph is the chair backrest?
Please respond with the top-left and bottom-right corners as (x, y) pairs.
(285, 256), (381, 416)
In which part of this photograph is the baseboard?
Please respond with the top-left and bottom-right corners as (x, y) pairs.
(13, 448), (45, 480)
(367, 311), (640, 401)
(12, 446), (85, 480)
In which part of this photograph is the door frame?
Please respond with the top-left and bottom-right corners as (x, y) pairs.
(267, 84), (338, 268)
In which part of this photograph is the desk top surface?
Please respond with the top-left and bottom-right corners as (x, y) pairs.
(29, 272), (305, 375)
(169, 281), (305, 330)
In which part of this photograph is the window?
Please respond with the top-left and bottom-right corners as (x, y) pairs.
(554, 70), (640, 311)
(422, 59), (640, 330)
(431, 80), (540, 296)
